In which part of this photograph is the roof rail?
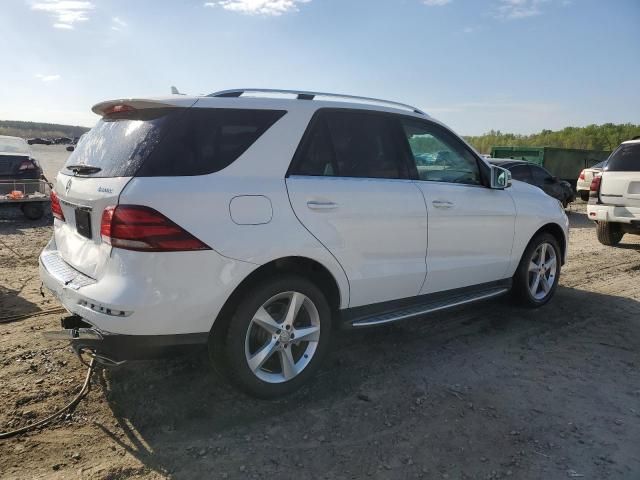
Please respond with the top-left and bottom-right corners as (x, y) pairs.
(207, 88), (426, 115)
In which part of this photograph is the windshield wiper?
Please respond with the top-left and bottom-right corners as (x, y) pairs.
(66, 164), (102, 175)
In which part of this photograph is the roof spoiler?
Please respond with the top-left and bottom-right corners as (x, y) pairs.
(91, 98), (198, 116)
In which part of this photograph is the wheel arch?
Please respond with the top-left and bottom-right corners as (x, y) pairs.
(532, 222), (567, 265)
(209, 256), (343, 342)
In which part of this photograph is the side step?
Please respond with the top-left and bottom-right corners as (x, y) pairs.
(347, 283), (511, 328)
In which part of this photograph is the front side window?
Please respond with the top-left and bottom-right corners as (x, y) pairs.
(291, 110), (406, 179)
(400, 120), (481, 185)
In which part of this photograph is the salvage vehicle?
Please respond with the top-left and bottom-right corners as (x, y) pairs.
(576, 160), (606, 201)
(490, 159), (575, 207)
(40, 89), (569, 398)
(587, 138), (640, 245)
(0, 135), (50, 219)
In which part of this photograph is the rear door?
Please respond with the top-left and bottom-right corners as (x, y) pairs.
(286, 109), (428, 307)
(601, 143), (640, 208)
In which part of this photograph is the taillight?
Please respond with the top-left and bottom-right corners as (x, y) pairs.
(589, 175), (602, 199)
(578, 170), (585, 180)
(50, 191), (65, 221)
(100, 205), (211, 252)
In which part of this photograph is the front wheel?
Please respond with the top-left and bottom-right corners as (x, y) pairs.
(512, 233), (561, 308)
(213, 275), (332, 398)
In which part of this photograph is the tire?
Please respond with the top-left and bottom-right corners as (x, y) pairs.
(596, 221), (624, 246)
(21, 202), (44, 220)
(211, 275), (332, 398)
(512, 233), (561, 308)
(562, 198), (569, 209)
(579, 191), (590, 202)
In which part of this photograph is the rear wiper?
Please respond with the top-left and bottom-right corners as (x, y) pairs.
(66, 164), (102, 175)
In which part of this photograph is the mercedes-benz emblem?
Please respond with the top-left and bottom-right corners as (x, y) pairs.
(65, 178), (72, 194)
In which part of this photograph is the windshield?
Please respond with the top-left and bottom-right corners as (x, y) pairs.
(0, 136), (30, 155)
(63, 108), (182, 177)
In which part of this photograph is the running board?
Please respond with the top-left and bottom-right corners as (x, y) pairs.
(347, 284), (510, 328)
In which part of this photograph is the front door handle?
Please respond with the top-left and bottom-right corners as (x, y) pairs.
(307, 200), (338, 210)
(432, 200), (454, 209)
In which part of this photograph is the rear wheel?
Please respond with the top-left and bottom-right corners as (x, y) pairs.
(579, 191), (590, 202)
(512, 233), (561, 308)
(213, 275), (332, 398)
(21, 202), (44, 220)
(596, 221), (624, 246)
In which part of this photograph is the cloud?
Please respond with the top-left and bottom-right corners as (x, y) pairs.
(494, 0), (548, 20)
(35, 74), (61, 82)
(31, 0), (94, 29)
(111, 16), (127, 31)
(422, 0), (452, 6)
(204, 0), (311, 16)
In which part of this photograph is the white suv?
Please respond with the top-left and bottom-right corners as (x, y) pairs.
(40, 89), (569, 398)
(587, 138), (640, 245)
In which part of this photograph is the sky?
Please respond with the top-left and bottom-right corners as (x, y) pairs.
(1, 0), (638, 135)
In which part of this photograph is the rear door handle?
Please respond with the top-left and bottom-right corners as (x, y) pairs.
(307, 200), (338, 210)
(432, 200), (454, 209)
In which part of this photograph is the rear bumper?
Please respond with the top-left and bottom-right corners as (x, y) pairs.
(43, 316), (208, 362)
(587, 203), (640, 225)
(39, 236), (257, 336)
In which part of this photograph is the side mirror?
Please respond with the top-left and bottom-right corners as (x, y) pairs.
(490, 165), (512, 189)
(66, 145), (75, 152)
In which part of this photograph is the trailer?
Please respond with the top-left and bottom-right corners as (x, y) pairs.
(490, 146), (611, 190)
(0, 179), (51, 220)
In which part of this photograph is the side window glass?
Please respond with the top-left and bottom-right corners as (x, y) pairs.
(531, 166), (551, 184)
(509, 164), (532, 183)
(291, 111), (405, 179)
(400, 120), (481, 185)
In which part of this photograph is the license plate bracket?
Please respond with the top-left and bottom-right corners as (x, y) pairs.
(75, 208), (92, 239)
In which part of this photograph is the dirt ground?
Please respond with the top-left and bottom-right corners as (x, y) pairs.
(1, 149), (639, 479)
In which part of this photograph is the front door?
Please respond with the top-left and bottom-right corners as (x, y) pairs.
(398, 118), (516, 294)
(286, 109), (428, 307)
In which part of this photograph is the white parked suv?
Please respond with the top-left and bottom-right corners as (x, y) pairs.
(40, 89), (569, 397)
(587, 138), (640, 245)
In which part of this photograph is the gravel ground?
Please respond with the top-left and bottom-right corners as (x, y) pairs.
(0, 146), (639, 479)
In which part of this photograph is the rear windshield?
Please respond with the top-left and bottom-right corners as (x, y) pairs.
(0, 155), (28, 175)
(0, 136), (30, 155)
(63, 107), (286, 177)
(606, 143), (640, 172)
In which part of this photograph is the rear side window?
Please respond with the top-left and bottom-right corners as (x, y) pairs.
(509, 164), (533, 183)
(531, 165), (552, 183)
(137, 108), (286, 177)
(606, 143), (640, 172)
(64, 108), (285, 177)
(291, 110), (407, 179)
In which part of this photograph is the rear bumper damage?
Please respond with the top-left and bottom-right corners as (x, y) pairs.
(43, 315), (208, 364)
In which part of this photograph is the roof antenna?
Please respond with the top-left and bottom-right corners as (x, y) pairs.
(171, 86), (184, 95)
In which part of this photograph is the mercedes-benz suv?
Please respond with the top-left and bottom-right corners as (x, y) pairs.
(40, 89), (569, 398)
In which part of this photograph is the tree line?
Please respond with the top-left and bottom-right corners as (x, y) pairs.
(0, 120), (90, 139)
(464, 123), (640, 155)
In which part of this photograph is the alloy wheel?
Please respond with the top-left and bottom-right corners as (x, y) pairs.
(244, 291), (321, 384)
